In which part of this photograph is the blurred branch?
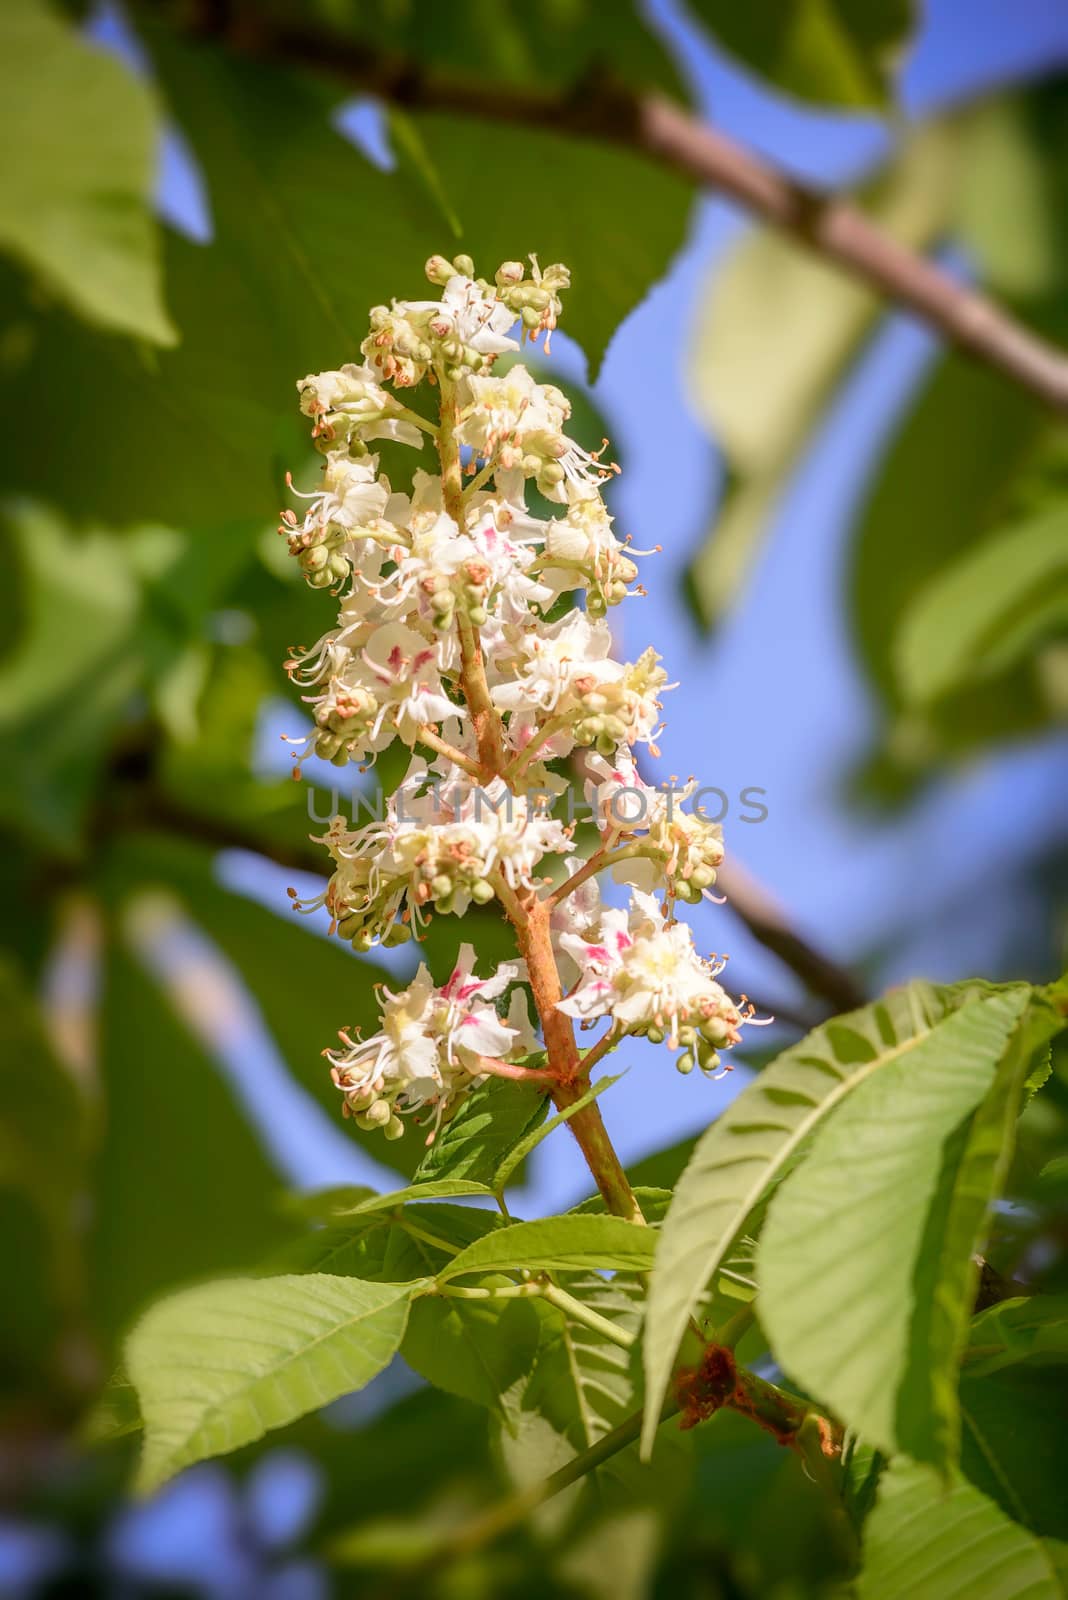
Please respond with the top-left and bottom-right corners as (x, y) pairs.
(167, 3), (1068, 412)
(716, 860), (867, 1015)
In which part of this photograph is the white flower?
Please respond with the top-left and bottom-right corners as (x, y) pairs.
(457, 365), (570, 459)
(492, 612), (619, 717)
(299, 759), (572, 947)
(434, 275), (519, 359)
(585, 751), (724, 900)
(324, 945), (533, 1141)
(296, 362), (424, 448)
(558, 890), (747, 1071)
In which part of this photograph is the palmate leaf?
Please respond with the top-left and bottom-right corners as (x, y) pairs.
(640, 980), (1044, 1456)
(127, 1273), (422, 1492)
(0, 0), (173, 343)
(438, 1214), (656, 1281)
(857, 1456), (1066, 1600)
(756, 988), (1031, 1467)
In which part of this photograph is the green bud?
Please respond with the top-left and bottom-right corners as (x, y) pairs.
(521, 305), (542, 329)
(336, 913), (362, 940)
(430, 874), (453, 899)
(300, 544), (330, 571)
(364, 1098), (392, 1128)
(470, 879), (495, 905)
(691, 865), (716, 890)
(676, 1052), (695, 1075)
(452, 253), (475, 277)
(353, 928), (375, 952)
(467, 604), (488, 627)
(383, 922), (412, 947)
(425, 254), (454, 285)
(646, 1025), (665, 1044)
(383, 1115), (405, 1141)
(595, 731), (616, 756)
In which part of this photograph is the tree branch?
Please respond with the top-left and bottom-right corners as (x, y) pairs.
(173, 6), (1068, 411)
(715, 858), (867, 1016)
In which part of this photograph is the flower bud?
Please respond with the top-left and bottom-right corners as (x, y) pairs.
(425, 254), (454, 285)
(470, 879), (495, 905)
(452, 253), (475, 277)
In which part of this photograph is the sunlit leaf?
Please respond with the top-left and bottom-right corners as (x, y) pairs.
(857, 1456), (1064, 1599)
(895, 503), (1068, 706)
(439, 1214), (656, 1281)
(641, 981), (1039, 1456)
(757, 988), (1030, 1465)
(0, 0), (174, 342)
(413, 1074), (549, 1186)
(128, 1273), (421, 1491)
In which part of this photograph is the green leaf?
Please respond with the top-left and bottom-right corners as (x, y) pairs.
(689, 0), (915, 107)
(0, 507), (141, 850)
(299, 0), (683, 98)
(492, 1073), (624, 1193)
(857, 1456), (1065, 1600)
(0, 0), (173, 342)
(895, 503), (1068, 706)
(0, 954), (87, 1407)
(961, 1364), (1067, 1541)
(757, 989), (1030, 1465)
(641, 980), (1031, 1456)
(127, 1273), (421, 1492)
(848, 351), (1056, 795)
(413, 1075), (549, 1186)
(571, 1186), (675, 1223)
(81, 1368), (142, 1449)
(88, 941), (290, 1345)
(439, 1215), (655, 1281)
(964, 1296), (1068, 1378)
(403, 1291), (541, 1426)
(290, 1179), (495, 1221)
(399, 112), (692, 377)
(0, 954), (85, 1239)
(107, 835), (422, 1177)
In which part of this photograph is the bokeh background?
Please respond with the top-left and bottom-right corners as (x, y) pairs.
(2, 0), (1066, 1594)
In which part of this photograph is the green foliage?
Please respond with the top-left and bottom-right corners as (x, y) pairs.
(642, 980), (1060, 1455)
(757, 988), (1029, 1466)
(0, 0), (173, 343)
(2, 3), (1067, 1593)
(686, 123), (959, 628)
(88, 941), (290, 1345)
(438, 1214), (656, 1280)
(688, 0), (916, 108)
(413, 1075), (549, 1185)
(895, 502), (1068, 707)
(856, 1456), (1065, 1599)
(128, 1273), (421, 1492)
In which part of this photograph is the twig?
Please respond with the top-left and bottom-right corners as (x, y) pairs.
(169, 6), (1068, 412)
